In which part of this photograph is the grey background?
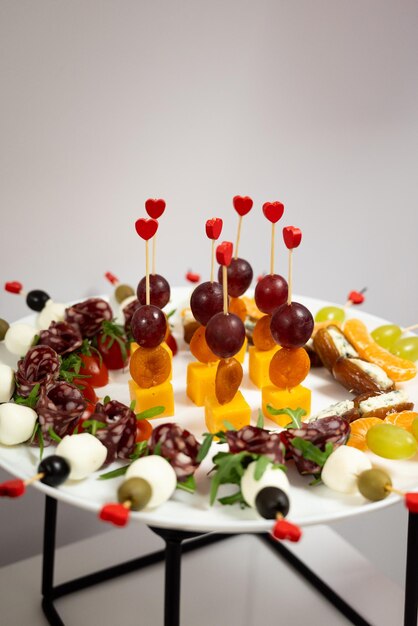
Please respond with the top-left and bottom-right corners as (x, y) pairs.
(0, 0), (417, 589)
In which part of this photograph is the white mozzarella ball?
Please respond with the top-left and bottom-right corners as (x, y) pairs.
(56, 433), (107, 480)
(126, 455), (177, 508)
(0, 364), (15, 402)
(0, 403), (37, 445)
(115, 295), (137, 325)
(37, 300), (66, 330)
(241, 461), (290, 508)
(4, 323), (38, 357)
(321, 446), (372, 494)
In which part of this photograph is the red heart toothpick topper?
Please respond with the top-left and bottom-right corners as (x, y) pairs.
(347, 290), (366, 305)
(135, 218), (159, 241)
(0, 479), (26, 497)
(405, 492), (418, 513)
(205, 217), (223, 240)
(5, 281), (23, 294)
(216, 241), (233, 267)
(104, 272), (119, 286)
(283, 226), (302, 250)
(272, 519), (302, 542)
(145, 198), (166, 220)
(233, 196), (253, 216)
(99, 503), (130, 527)
(262, 202), (285, 224)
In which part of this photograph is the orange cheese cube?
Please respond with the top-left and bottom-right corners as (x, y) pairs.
(248, 346), (280, 388)
(205, 391), (251, 434)
(262, 384), (311, 426)
(128, 379), (175, 417)
(130, 341), (172, 381)
(187, 362), (218, 406)
(235, 337), (248, 364)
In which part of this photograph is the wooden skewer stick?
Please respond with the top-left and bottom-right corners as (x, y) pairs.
(145, 240), (150, 306)
(223, 266), (228, 315)
(287, 250), (293, 306)
(234, 216), (243, 260)
(402, 323), (418, 333)
(152, 235), (156, 275)
(210, 240), (215, 283)
(122, 500), (132, 510)
(25, 472), (44, 486)
(270, 223), (276, 275)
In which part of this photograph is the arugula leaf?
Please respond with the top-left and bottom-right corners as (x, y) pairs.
(210, 451), (249, 505)
(103, 395), (111, 405)
(166, 309), (176, 319)
(267, 405), (306, 429)
(218, 490), (247, 507)
(14, 383), (41, 409)
(223, 420), (237, 431)
(176, 475), (196, 493)
(196, 433), (214, 463)
(98, 465), (130, 480)
(136, 406), (165, 420)
(100, 320), (129, 363)
(129, 399), (136, 411)
(309, 475), (323, 486)
(153, 440), (163, 456)
(29, 422), (40, 445)
(256, 410), (264, 429)
(254, 455), (272, 480)
(291, 438), (334, 467)
(129, 440), (148, 460)
(48, 427), (62, 443)
(82, 419), (107, 436)
(38, 428), (44, 461)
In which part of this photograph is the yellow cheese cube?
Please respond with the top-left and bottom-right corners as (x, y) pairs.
(262, 384), (311, 426)
(248, 346), (280, 388)
(205, 391), (251, 434)
(130, 341), (172, 381)
(187, 362), (218, 406)
(235, 337), (248, 364)
(128, 379), (175, 417)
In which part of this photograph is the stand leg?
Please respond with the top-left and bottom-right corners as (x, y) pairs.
(150, 527), (205, 626)
(41, 496), (64, 626)
(404, 512), (418, 626)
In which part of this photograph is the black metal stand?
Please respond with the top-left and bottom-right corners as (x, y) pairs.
(40, 495), (418, 626)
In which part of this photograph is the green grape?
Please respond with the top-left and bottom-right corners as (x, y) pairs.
(315, 306), (345, 323)
(412, 417), (418, 441)
(371, 324), (402, 350)
(391, 336), (418, 362)
(366, 424), (417, 460)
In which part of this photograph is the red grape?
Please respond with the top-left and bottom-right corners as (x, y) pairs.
(137, 274), (170, 308)
(218, 258), (253, 297)
(254, 274), (288, 314)
(270, 302), (314, 348)
(205, 312), (245, 358)
(131, 305), (167, 348)
(190, 281), (223, 326)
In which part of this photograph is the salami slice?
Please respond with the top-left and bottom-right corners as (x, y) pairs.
(150, 423), (201, 481)
(65, 298), (112, 338)
(38, 321), (83, 355)
(94, 400), (137, 464)
(123, 299), (140, 333)
(36, 382), (86, 445)
(226, 425), (284, 465)
(281, 416), (349, 475)
(16, 345), (60, 397)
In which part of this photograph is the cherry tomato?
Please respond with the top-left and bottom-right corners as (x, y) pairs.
(136, 419), (153, 442)
(73, 379), (98, 404)
(79, 354), (109, 387)
(96, 333), (129, 370)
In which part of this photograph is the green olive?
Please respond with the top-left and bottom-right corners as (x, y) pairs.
(115, 284), (135, 303)
(0, 319), (10, 341)
(117, 477), (152, 511)
(357, 468), (392, 502)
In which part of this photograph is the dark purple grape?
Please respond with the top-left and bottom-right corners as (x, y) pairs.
(190, 281), (223, 326)
(270, 302), (314, 348)
(131, 305), (167, 348)
(38, 455), (71, 487)
(255, 274), (288, 314)
(255, 487), (290, 519)
(205, 312), (245, 358)
(26, 289), (50, 312)
(137, 274), (170, 309)
(218, 258), (253, 297)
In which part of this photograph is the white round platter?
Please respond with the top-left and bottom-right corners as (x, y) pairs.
(0, 287), (417, 534)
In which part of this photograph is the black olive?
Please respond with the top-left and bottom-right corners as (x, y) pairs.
(26, 290), (50, 312)
(255, 487), (290, 519)
(38, 455), (71, 487)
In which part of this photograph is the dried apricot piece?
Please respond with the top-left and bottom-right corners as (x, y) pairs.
(130, 345), (171, 388)
(347, 417), (382, 451)
(215, 357), (243, 404)
(190, 325), (219, 363)
(269, 347), (310, 388)
(229, 297), (247, 322)
(253, 315), (275, 351)
(344, 319), (416, 382)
